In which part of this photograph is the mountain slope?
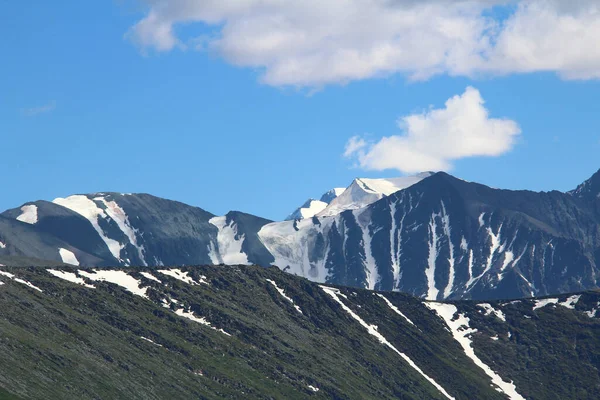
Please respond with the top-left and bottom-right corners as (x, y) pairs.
(258, 171), (600, 300)
(0, 265), (599, 399)
(1, 193), (273, 269)
(3, 169), (600, 301)
(570, 168), (600, 200)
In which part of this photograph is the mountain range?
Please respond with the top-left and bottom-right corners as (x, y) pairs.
(2, 169), (600, 301)
(0, 264), (599, 399)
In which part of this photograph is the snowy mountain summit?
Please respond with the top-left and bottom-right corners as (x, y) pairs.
(318, 172), (435, 217)
(287, 173), (434, 220)
(285, 188), (345, 220)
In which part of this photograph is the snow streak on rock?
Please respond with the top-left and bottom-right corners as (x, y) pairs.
(376, 294), (415, 326)
(53, 196), (126, 263)
(425, 302), (525, 400)
(0, 270), (43, 292)
(97, 198), (147, 266)
(174, 308), (231, 336)
(440, 202), (455, 299)
(47, 269), (95, 288)
(355, 208), (378, 290)
(425, 211), (441, 300)
(321, 286), (455, 400)
(266, 279), (303, 314)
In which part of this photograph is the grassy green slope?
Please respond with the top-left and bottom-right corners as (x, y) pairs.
(0, 265), (598, 399)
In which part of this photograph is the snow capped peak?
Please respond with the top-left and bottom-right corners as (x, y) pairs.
(287, 173), (433, 221)
(318, 172), (434, 217)
(286, 199), (328, 221)
(286, 187), (346, 221)
(319, 188), (346, 204)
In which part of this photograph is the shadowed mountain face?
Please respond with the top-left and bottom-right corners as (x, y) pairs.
(2, 170), (600, 300)
(258, 171), (600, 300)
(0, 265), (599, 400)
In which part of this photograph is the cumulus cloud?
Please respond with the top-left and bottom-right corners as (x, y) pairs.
(127, 0), (600, 87)
(21, 101), (56, 117)
(344, 87), (521, 173)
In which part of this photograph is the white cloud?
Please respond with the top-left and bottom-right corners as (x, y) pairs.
(21, 101), (56, 117)
(344, 87), (521, 173)
(127, 0), (600, 87)
(344, 136), (368, 158)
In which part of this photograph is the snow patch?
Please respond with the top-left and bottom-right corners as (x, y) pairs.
(140, 337), (163, 347)
(209, 216), (250, 265)
(266, 278), (303, 314)
(53, 196), (125, 262)
(558, 295), (580, 310)
(13, 278), (43, 292)
(532, 298), (559, 310)
(47, 269), (95, 288)
(258, 218), (332, 283)
(376, 294), (415, 326)
(477, 303), (506, 322)
(322, 286), (455, 400)
(140, 272), (162, 283)
(425, 302), (525, 400)
(16, 205), (38, 224)
(174, 308), (231, 336)
(158, 269), (208, 285)
(59, 248), (80, 266)
(0, 270), (43, 292)
(584, 302), (600, 318)
(78, 270), (148, 298)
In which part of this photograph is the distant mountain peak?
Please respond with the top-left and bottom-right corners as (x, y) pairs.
(286, 188), (346, 221)
(570, 168), (600, 199)
(318, 172), (435, 217)
(319, 188), (346, 204)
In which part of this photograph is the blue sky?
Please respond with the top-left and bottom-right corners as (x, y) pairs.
(2, 1), (600, 220)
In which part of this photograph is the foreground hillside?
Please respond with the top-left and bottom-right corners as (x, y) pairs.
(0, 265), (599, 399)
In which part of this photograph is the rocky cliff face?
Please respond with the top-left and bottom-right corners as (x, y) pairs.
(260, 172), (600, 300)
